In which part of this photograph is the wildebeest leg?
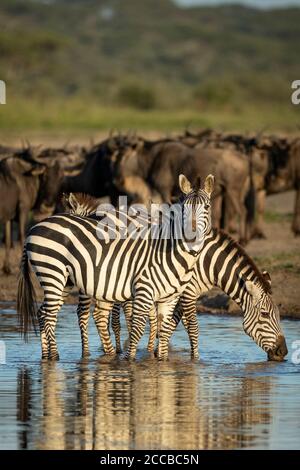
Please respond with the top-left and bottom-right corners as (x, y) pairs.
(77, 293), (92, 357)
(3, 220), (12, 274)
(224, 196), (238, 234)
(292, 188), (300, 236)
(93, 300), (115, 355)
(19, 208), (28, 247)
(111, 303), (122, 353)
(227, 189), (248, 245)
(251, 189), (267, 239)
(212, 195), (222, 229)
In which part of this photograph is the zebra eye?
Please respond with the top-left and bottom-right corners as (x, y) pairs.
(260, 311), (269, 318)
(204, 204), (210, 210)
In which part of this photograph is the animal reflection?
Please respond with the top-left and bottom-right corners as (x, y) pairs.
(17, 360), (272, 450)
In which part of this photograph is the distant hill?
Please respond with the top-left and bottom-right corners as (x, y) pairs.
(0, 0), (299, 129)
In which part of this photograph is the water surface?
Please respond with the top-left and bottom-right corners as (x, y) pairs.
(0, 306), (299, 450)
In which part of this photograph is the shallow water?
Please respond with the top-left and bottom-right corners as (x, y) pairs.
(0, 306), (300, 450)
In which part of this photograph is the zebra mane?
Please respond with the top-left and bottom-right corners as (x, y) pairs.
(62, 192), (101, 216)
(218, 229), (272, 294)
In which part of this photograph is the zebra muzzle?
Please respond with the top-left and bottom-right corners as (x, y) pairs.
(267, 335), (288, 362)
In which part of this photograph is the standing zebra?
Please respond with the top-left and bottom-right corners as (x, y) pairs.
(111, 229), (288, 362)
(17, 174), (214, 360)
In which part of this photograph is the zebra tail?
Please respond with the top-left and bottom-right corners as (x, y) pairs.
(17, 247), (38, 342)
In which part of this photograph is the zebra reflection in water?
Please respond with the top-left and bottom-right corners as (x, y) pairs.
(17, 360), (272, 450)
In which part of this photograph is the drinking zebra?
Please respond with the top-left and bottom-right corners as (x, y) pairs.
(17, 174), (214, 360)
(111, 229), (288, 362)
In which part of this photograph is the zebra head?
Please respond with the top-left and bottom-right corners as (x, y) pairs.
(243, 276), (287, 361)
(178, 174), (214, 252)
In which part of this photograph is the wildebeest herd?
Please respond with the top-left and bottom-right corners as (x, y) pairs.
(1, 128), (299, 275)
(1, 128), (297, 362)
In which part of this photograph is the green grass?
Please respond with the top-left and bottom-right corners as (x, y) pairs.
(0, 97), (299, 134)
(264, 211), (293, 223)
(253, 252), (300, 275)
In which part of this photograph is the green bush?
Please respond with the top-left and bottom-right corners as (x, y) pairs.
(117, 83), (156, 110)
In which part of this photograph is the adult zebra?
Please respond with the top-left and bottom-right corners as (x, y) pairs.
(17, 174), (214, 361)
(60, 192), (288, 362)
(111, 229), (288, 362)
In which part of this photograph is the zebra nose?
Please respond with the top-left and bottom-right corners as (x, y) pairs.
(268, 335), (288, 361)
(276, 335), (288, 357)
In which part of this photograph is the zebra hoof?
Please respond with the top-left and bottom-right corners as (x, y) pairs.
(116, 348), (122, 354)
(121, 352), (135, 361)
(157, 355), (169, 362)
(191, 354), (200, 361)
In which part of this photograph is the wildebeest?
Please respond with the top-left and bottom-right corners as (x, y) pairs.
(0, 149), (72, 273)
(60, 135), (130, 204)
(264, 136), (299, 235)
(112, 136), (252, 243)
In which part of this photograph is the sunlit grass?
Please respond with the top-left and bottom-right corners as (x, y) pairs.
(0, 97), (299, 136)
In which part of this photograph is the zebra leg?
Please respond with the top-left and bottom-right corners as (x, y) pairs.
(157, 298), (181, 361)
(122, 301), (133, 351)
(93, 300), (116, 355)
(111, 303), (122, 353)
(37, 306), (48, 360)
(123, 296), (153, 360)
(77, 293), (92, 357)
(42, 298), (64, 361)
(180, 299), (199, 359)
(147, 305), (157, 353)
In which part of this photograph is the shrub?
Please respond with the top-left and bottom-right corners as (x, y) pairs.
(117, 83), (156, 110)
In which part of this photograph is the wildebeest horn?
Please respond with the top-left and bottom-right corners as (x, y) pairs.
(25, 138), (31, 150)
(256, 126), (268, 140)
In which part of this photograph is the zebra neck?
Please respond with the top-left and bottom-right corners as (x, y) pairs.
(206, 229), (258, 308)
(170, 217), (205, 256)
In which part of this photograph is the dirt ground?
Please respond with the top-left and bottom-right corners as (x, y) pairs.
(0, 191), (299, 318)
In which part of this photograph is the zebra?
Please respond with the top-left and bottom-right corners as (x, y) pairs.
(110, 229), (288, 362)
(17, 174), (214, 361)
(61, 192), (157, 356)
(61, 193), (288, 362)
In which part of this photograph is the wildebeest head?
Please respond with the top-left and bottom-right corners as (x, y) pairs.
(112, 135), (145, 190)
(258, 136), (291, 193)
(33, 159), (66, 221)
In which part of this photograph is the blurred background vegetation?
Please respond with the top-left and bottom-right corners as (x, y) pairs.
(0, 0), (299, 134)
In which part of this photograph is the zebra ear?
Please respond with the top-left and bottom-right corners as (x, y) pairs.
(262, 270), (272, 289)
(68, 193), (79, 213)
(204, 174), (215, 196)
(245, 280), (262, 305)
(179, 174), (192, 194)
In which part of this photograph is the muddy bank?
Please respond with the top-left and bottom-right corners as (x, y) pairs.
(0, 192), (299, 319)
